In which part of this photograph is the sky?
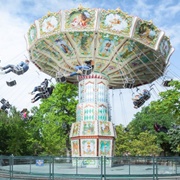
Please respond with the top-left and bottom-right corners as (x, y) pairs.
(0, 0), (179, 126)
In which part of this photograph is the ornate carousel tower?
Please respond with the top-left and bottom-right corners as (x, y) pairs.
(25, 5), (174, 167)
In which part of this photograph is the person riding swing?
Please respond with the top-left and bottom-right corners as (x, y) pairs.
(0, 60), (30, 75)
(64, 60), (94, 77)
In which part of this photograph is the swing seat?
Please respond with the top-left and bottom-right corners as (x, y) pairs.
(21, 108), (27, 113)
(163, 80), (172, 87)
(123, 83), (134, 89)
(1, 105), (7, 111)
(56, 72), (66, 83)
(160, 126), (168, 133)
(6, 80), (17, 87)
(41, 91), (50, 99)
(5, 103), (11, 109)
(13, 66), (24, 75)
(143, 94), (150, 101)
(1, 103), (11, 110)
(123, 78), (135, 89)
(154, 123), (168, 133)
(56, 76), (66, 83)
(133, 98), (145, 108)
(37, 85), (47, 92)
(82, 67), (92, 75)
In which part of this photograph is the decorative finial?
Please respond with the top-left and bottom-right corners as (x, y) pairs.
(148, 20), (153, 24)
(47, 11), (51, 17)
(116, 8), (121, 13)
(78, 4), (83, 10)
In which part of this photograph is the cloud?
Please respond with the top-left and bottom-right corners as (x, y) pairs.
(161, 24), (180, 48)
(124, 0), (180, 48)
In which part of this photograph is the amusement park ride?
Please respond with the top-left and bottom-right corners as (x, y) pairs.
(25, 5), (174, 167)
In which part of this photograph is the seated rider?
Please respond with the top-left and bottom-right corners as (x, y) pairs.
(154, 123), (168, 133)
(31, 86), (54, 103)
(0, 60), (29, 74)
(65, 60), (94, 77)
(0, 100), (11, 111)
(143, 89), (150, 98)
(132, 94), (144, 108)
(29, 78), (49, 94)
(20, 108), (28, 120)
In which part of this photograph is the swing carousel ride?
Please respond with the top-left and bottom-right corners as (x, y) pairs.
(25, 5), (174, 167)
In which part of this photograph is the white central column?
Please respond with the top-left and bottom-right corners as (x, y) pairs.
(70, 73), (116, 167)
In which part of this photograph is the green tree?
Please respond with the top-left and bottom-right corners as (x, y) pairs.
(0, 107), (33, 155)
(128, 106), (175, 156)
(167, 126), (180, 154)
(150, 80), (180, 124)
(0, 111), (10, 154)
(130, 131), (162, 156)
(29, 83), (78, 156)
(115, 125), (135, 156)
(115, 124), (162, 156)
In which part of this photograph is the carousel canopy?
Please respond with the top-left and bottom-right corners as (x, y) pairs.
(26, 5), (174, 88)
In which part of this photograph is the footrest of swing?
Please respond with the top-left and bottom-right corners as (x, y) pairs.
(6, 80), (17, 87)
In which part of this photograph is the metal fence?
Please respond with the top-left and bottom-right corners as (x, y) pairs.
(0, 156), (179, 180)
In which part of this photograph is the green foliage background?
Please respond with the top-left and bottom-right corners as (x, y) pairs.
(0, 81), (179, 156)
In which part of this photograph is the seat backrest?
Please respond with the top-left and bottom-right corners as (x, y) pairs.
(136, 98), (145, 107)
(37, 86), (47, 92)
(143, 95), (150, 101)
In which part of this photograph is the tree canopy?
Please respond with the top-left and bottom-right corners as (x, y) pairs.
(28, 82), (78, 156)
(0, 80), (179, 156)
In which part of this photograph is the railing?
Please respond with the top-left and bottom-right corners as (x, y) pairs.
(0, 156), (179, 179)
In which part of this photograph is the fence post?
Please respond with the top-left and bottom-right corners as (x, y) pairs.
(175, 157), (177, 175)
(52, 156), (54, 180)
(155, 157), (158, 180)
(104, 156), (106, 180)
(128, 156), (130, 175)
(152, 156), (155, 180)
(10, 154), (14, 180)
(49, 156), (51, 180)
(76, 157), (78, 174)
(30, 156), (32, 174)
(9, 156), (12, 180)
